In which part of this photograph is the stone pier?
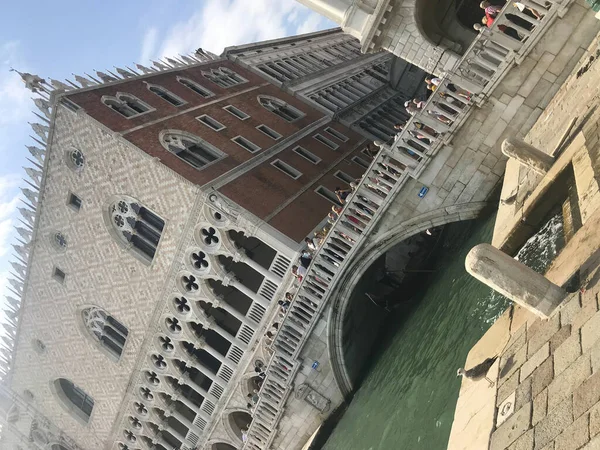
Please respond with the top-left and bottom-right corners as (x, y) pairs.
(466, 243), (567, 319)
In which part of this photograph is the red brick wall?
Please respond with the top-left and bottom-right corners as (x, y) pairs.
(219, 124), (370, 242)
(66, 61), (368, 243)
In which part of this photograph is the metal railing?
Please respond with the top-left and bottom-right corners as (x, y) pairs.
(242, 0), (567, 447)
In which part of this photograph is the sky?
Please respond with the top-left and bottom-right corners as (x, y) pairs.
(0, 0), (334, 326)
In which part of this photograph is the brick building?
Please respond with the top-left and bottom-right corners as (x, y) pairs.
(0, 28), (424, 450)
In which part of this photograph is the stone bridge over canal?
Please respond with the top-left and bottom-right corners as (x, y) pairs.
(242, 1), (600, 448)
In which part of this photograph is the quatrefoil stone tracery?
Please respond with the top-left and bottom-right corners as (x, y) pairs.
(159, 335), (174, 352)
(166, 317), (182, 334)
(192, 251), (209, 270)
(201, 227), (219, 245)
(174, 297), (190, 314)
(182, 275), (199, 291)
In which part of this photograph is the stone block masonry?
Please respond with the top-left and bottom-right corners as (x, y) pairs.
(489, 279), (600, 450)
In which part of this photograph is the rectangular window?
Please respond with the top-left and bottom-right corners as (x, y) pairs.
(271, 159), (302, 179)
(335, 170), (355, 184)
(223, 105), (250, 120)
(352, 156), (370, 169)
(197, 114), (226, 131)
(68, 193), (82, 211)
(232, 136), (261, 153)
(53, 267), (66, 283)
(293, 146), (321, 164)
(313, 133), (338, 150)
(315, 186), (342, 206)
(325, 127), (349, 142)
(257, 124), (282, 140)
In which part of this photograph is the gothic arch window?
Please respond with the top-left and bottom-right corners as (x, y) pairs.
(146, 83), (186, 107)
(102, 93), (153, 118)
(81, 306), (129, 361)
(177, 77), (214, 98)
(108, 196), (165, 264)
(159, 130), (225, 170)
(202, 67), (247, 88)
(258, 95), (305, 122)
(52, 378), (94, 424)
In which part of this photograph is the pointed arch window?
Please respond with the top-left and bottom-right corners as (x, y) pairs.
(53, 378), (94, 424)
(81, 306), (129, 360)
(258, 95), (305, 122)
(203, 67), (247, 88)
(177, 77), (214, 98)
(146, 83), (186, 107)
(109, 197), (165, 264)
(102, 93), (153, 118)
(159, 130), (225, 170)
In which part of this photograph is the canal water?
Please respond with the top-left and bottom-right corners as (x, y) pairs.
(321, 211), (563, 450)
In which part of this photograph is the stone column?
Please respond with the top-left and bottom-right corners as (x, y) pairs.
(210, 296), (255, 329)
(501, 138), (554, 175)
(196, 336), (237, 369)
(295, 0), (350, 23)
(170, 392), (211, 422)
(224, 275), (270, 308)
(207, 319), (248, 351)
(237, 253), (282, 284)
(178, 372), (219, 404)
(465, 243), (566, 318)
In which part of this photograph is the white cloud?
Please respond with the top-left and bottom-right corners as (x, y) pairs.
(0, 42), (31, 128)
(140, 0), (332, 62)
(140, 27), (159, 64)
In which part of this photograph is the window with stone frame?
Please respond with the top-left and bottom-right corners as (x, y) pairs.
(102, 93), (152, 118)
(53, 378), (95, 424)
(81, 306), (129, 361)
(160, 131), (225, 170)
(146, 83), (186, 106)
(109, 196), (165, 264)
(177, 77), (214, 98)
(258, 95), (305, 122)
(202, 67), (247, 88)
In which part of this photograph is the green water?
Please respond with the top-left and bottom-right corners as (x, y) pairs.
(322, 213), (510, 450)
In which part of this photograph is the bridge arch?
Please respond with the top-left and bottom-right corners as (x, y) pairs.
(326, 201), (489, 396)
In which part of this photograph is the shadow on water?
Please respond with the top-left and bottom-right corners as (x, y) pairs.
(309, 197), (566, 450)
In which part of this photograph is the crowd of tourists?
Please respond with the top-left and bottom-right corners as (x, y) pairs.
(473, 0), (546, 39)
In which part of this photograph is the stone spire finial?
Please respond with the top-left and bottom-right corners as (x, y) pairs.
(166, 58), (183, 67)
(33, 98), (51, 117)
(179, 54), (195, 64)
(152, 60), (169, 71)
(5, 297), (20, 310)
(73, 74), (95, 87)
(115, 67), (134, 78)
(26, 146), (45, 165)
(10, 69), (47, 93)
(17, 208), (35, 226)
(95, 71), (118, 83)
(9, 262), (26, 279)
(136, 64), (155, 74)
(20, 188), (38, 206)
(49, 79), (71, 91)
(3, 309), (18, 322)
(24, 167), (42, 186)
(29, 123), (49, 141)
(8, 278), (23, 294)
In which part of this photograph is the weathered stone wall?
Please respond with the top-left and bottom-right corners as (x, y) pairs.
(8, 105), (199, 448)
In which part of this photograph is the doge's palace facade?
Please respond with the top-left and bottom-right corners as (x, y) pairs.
(0, 29), (424, 450)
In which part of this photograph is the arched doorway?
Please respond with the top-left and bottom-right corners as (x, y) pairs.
(226, 411), (252, 441)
